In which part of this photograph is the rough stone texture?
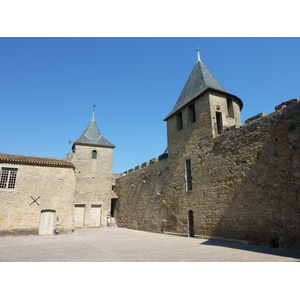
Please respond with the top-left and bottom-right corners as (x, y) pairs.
(0, 163), (76, 235)
(116, 101), (300, 250)
(167, 93), (242, 157)
(0, 117), (117, 236)
(67, 144), (115, 227)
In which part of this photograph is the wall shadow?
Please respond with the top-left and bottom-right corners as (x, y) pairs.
(199, 239), (300, 260)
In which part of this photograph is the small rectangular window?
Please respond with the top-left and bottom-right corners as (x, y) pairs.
(188, 103), (196, 124)
(216, 112), (223, 135)
(0, 168), (18, 189)
(227, 98), (234, 118)
(185, 159), (192, 191)
(176, 112), (183, 131)
(92, 150), (97, 159)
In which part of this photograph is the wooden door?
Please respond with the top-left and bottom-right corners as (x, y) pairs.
(39, 210), (55, 235)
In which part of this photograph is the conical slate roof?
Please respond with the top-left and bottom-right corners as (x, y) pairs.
(164, 59), (243, 120)
(72, 114), (115, 149)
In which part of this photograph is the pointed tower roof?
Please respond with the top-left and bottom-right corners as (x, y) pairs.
(164, 54), (243, 120)
(72, 112), (115, 149)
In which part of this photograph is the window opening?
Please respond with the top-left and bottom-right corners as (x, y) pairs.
(0, 168), (18, 189)
(227, 98), (234, 118)
(92, 150), (97, 159)
(216, 112), (223, 135)
(176, 112), (183, 131)
(185, 159), (192, 191)
(188, 103), (196, 124)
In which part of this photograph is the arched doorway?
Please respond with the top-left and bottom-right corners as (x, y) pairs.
(188, 210), (194, 237)
(39, 209), (56, 235)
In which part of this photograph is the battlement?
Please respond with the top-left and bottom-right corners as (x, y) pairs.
(116, 98), (300, 249)
(120, 99), (299, 178)
(274, 98), (300, 111)
(244, 98), (300, 125)
(121, 152), (168, 176)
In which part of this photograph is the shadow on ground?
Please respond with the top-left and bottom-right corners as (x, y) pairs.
(200, 239), (300, 260)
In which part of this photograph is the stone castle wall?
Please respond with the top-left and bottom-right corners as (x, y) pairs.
(0, 164), (76, 235)
(115, 101), (300, 249)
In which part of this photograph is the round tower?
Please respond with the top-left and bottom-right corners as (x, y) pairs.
(164, 51), (243, 157)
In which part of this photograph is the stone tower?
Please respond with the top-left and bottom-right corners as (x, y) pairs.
(164, 51), (243, 156)
(67, 112), (115, 228)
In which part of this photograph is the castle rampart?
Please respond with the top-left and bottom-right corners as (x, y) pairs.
(115, 100), (300, 249)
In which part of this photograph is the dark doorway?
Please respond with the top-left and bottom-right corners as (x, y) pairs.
(188, 210), (194, 237)
(111, 198), (118, 217)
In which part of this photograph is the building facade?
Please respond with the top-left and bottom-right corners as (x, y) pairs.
(0, 113), (117, 235)
(115, 55), (300, 250)
(0, 154), (76, 235)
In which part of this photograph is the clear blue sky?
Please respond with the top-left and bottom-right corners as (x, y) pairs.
(1, 37), (300, 173)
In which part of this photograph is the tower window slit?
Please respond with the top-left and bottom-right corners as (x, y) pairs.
(227, 98), (234, 118)
(185, 159), (192, 191)
(176, 112), (183, 131)
(188, 103), (196, 124)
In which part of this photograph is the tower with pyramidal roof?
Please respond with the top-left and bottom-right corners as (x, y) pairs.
(164, 50), (243, 157)
(111, 51), (300, 250)
(67, 112), (116, 228)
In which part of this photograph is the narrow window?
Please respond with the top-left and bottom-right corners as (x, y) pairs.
(227, 98), (234, 118)
(185, 159), (192, 191)
(92, 150), (97, 159)
(176, 112), (183, 131)
(216, 112), (223, 135)
(0, 168), (18, 189)
(188, 103), (196, 124)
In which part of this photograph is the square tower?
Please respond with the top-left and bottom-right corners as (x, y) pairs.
(67, 113), (115, 228)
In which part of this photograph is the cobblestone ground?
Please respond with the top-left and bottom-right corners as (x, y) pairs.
(1, 227), (300, 262)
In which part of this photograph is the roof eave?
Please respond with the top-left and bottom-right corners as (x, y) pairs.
(164, 88), (243, 121)
(72, 142), (116, 150)
(0, 154), (74, 169)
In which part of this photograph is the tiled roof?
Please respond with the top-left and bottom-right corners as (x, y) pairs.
(164, 60), (243, 120)
(0, 153), (74, 168)
(73, 116), (115, 149)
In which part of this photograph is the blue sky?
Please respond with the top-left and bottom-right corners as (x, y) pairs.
(1, 37), (300, 173)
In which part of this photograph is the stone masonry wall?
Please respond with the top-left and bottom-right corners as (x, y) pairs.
(0, 164), (76, 235)
(116, 101), (300, 249)
(115, 159), (169, 233)
(67, 145), (114, 227)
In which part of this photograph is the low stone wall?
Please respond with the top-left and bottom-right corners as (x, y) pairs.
(116, 101), (300, 249)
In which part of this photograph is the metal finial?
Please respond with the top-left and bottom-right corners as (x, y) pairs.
(92, 105), (96, 121)
(197, 47), (201, 62)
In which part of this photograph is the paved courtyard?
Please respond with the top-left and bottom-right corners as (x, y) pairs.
(1, 227), (300, 262)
